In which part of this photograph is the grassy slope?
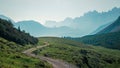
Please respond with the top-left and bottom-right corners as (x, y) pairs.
(33, 37), (120, 68)
(0, 37), (52, 68)
(71, 31), (120, 50)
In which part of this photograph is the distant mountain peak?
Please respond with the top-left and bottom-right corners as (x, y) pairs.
(17, 20), (40, 23)
(111, 7), (120, 11)
(64, 17), (73, 21)
(84, 10), (98, 16)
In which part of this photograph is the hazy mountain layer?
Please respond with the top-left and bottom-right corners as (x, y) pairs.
(1, 7), (120, 37)
(45, 7), (120, 35)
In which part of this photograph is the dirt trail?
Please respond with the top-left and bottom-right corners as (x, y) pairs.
(22, 42), (78, 68)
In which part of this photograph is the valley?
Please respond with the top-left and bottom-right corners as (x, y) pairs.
(0, 4), (120, 68)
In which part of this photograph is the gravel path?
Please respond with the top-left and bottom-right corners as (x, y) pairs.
(22, 43), (78, 68)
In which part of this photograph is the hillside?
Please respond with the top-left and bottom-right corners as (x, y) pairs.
(69, 31), (120, 50)
(33, 37), (120, 68)
(98, 16), (120, 34)
(0, 37), (52, 68)
(0, 18), (38, 45)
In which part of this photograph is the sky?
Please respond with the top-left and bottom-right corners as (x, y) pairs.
(0, 0), (120, 24)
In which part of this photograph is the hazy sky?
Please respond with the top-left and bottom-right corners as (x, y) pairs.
(0, 0), (120, 24)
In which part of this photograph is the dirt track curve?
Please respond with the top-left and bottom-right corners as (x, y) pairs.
(22, 42), (78, 68)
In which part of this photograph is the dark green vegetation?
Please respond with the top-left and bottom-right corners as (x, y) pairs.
(0, 37), (52, 68)
(33, 37), (120, 68)
(69, 31), (120, 50)
(0, 18), (38, 45)
(98, 16), (120, 34)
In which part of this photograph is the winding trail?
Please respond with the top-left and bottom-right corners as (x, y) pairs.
(22, 42), (78, 68)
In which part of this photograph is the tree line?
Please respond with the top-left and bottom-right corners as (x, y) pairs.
(0, 18), (38, 45)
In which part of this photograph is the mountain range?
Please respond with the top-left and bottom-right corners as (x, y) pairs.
(45, 7), (120, 35)
(0, 7), (120, 37)
(67, 16), (120, 50)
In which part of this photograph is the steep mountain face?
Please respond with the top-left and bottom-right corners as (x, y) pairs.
(98, 16), (120, 34)
(90, 22), (112, 35)
(45, 7), (120, 35)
